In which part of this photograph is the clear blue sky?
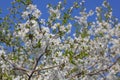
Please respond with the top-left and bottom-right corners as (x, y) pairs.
(0, 0), (120, 19)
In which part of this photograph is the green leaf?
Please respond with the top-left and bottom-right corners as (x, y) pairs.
(69, 57), (76, 65)
(16, 0), (21, 2)
(37, 40), (41, 48)
(75, 51), (89, 59)
(62, 13), (70, 24)
(74, 2), (80, 8)
(81, 31), (89, 38)
(28, 34), (34, 40)
(66, 67), (78, 77)
(64, 50), (73, 56)
(58, 31), (65, 37)
(2, 73), (12, 80)
(26, 0), (31, 5)
(99, 32), (104, 37)
(70, 67), (78, 73)
(1, 54), (5, 59)
(52, 13), (56, 17)
(64, 50), (76, 65)
(12, 56), (18, 61)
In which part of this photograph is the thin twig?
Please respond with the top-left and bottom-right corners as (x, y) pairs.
(1, 56), (29, 76)
(87, 57), (120, 76)
(33, 63), (63, 73)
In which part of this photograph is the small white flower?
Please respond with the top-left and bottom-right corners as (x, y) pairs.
(0, 49), (5, 56)
(30, 20), (39, 28)
(59, 25), (65, 31)
(27, 4), (37, 11)
(22, 11), (30, 19)
(52, 23), (60, 29)
(49, 8), (61, 19)
(13, 76), (21, 80)
(32, 9), (41, 18)
(42, 26), (50, 33)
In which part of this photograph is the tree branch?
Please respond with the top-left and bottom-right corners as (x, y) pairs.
(71, 57), (120, 78)
(28, 45), (48, 80)
(33, 63), (63, 73)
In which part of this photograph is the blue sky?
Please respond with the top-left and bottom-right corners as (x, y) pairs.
(0, 0), (120, 20)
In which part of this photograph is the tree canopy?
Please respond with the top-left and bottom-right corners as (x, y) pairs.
(0, 0), (120, 80)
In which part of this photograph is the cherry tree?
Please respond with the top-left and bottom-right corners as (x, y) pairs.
(0, 0), (120, 80)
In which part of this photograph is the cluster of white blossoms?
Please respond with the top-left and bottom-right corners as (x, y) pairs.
(22, 4), (41, 19)
(0, 0), (120, 80)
